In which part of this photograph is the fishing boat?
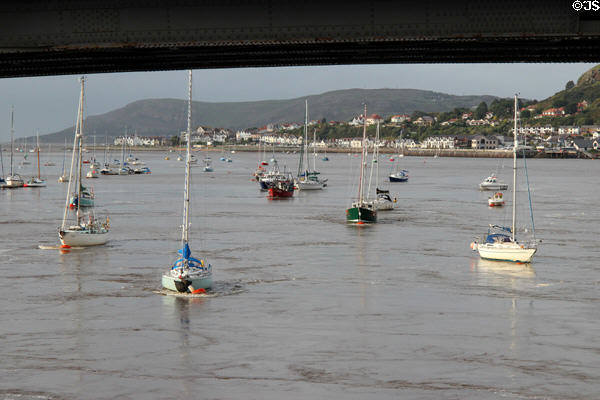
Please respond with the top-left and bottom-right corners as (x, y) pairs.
(488, 192), (505, 207)
(479, 173), (508, 191)
(268, 173), (295, 198)
(24, 132), (46, 187)
(346, 105), (377, 224)
(1, 107), (24, 189)
(59, 77), (109, 247)
(258, 159), (286, 191)
(162, 70), (212, 293)
(473, 95), (537, 263)
(295, 100), (327, 190)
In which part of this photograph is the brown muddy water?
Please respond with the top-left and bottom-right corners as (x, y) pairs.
(1, 151), (599, 399)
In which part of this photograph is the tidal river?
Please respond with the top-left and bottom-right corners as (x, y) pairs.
(1, 151), (598, 399)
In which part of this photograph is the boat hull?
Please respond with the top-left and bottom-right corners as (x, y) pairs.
(346, 206), (377, 223)
(268, 186), (294, 198)
(477, 244), (536, 263)
(479, 183), (508, 191)
(69, 196), (94, 208)
(296, 180), (325, 190)
(374, 199), (394, 211)
(2, 176), (24, 188)
(162, 273), (212, 292)
(59, 230), (109, 246)
(389, 175), (408, 182)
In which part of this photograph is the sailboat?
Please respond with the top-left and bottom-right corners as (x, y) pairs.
(24, 131), (47, 187)
(2, 107), (24, 188)
(58, 137), (69, 182)
(295, 100), (327, 190)
(43, 144), (56, 166)
(346, 105), (377, 224)
(59, 77), (109, 247)
(162, 70), (212, 293)
(474, 95), (537, 263)
(100, 136), (118, 175)
(368, 122), (395, 211)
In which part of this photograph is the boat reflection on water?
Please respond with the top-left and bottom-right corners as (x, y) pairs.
(474, 258), (536, 279)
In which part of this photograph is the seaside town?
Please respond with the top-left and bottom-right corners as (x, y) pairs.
(109, 102), (600, 158)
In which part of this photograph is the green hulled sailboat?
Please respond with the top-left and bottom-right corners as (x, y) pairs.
(346, 104), (377, 224)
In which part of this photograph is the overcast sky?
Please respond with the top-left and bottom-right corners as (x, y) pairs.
(0, 63), (596, 139)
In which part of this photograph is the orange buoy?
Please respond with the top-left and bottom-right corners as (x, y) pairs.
(191, 288), (206, 294)
(60, 244), (71, 249)
(357, 221), (364, 225)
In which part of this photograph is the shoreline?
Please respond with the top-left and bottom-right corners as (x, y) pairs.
(18, 145), (596, 159)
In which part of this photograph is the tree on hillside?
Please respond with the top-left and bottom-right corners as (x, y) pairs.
(565, 80), (575, 90)
(489, 98), (514, 119)
(474, 101), (488, 119)
(520, 109), (531, 119)
(552, 98), (567, 108)
(564, 103), (578, 114)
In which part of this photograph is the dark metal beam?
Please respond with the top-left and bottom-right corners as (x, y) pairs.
(0, 0), (598, 78)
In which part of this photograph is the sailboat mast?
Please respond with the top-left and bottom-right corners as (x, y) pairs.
(358, 104), (367, 203)
(76, 79), (85, 225)
(36, 130), (41, 179)
(375, 122), (380, 189)
(62, 78), (83, 231)
(10, 106), (14, 176)
(304, 100), (309, 175)
(512, 94), (518, 242)
(312, 128), (317, 172)
(182, 70), (193, 250)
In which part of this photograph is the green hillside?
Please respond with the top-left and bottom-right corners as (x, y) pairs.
(524, 64), (600, 125)
(39, 89), (497, 142)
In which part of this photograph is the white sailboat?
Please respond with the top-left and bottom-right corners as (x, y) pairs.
(59, 77), (109, 247)
(295, 100), (327, 190)
(24, 131), (47, 187)
(474, 95), (537, 263)
(2, 107), (24, 188)
(162, 70), (212, 293)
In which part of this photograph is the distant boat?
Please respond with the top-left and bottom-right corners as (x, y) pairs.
(488, 192), (505, 207)
(369, 122), (395, 211)
(479, 173), (508, 191)
(389, 169), (409, 182)
(1, 107), (24, 189)
(474, 95), (537, 263)
(295, 100), (327, 190)
(162, 70), (212, 293)
(86, 168), (99, 179)
(346, 104), (377, 224)
(25, 132), (47, 187)
(59, 77), (109, 247)
(203, 157), (213, 172)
